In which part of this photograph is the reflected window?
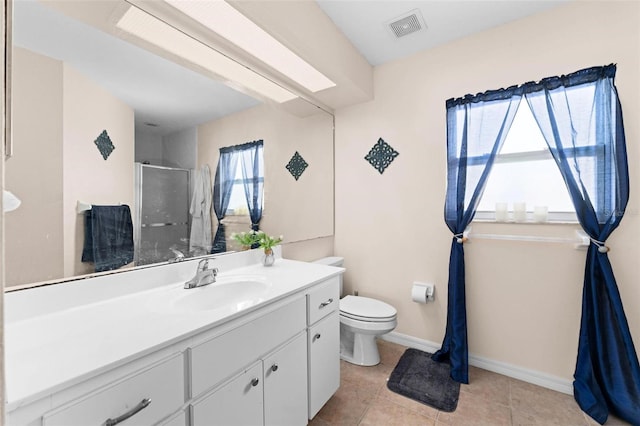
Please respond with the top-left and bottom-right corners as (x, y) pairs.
(227, 162), (264, 215)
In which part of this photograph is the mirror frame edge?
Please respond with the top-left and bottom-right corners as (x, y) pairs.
(1, 0), (9, 421)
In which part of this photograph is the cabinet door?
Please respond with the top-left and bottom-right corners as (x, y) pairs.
(263, 333), (308, 426)
(191, 362), (263, 426)
(307, 310), (340, 419)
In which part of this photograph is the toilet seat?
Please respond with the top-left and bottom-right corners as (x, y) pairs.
(340, 295), (397, 322)
(340, 311), (396, 322)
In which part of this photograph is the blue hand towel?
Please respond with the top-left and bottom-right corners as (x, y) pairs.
(82, 205), (134, 272)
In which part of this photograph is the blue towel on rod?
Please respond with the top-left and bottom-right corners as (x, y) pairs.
(82, 205), (134, 272)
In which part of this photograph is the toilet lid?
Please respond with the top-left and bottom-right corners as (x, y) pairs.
(340, 295), (397, 320)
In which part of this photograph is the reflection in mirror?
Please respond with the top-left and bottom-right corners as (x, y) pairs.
(5, 0), (334, 288)
(134, 164), (192, 265)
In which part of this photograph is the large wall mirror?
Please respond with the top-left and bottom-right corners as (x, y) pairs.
(4, 0), (334, 288)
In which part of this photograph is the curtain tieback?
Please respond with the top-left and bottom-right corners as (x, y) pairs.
(590, 238), (610, 253)
(453, 233), (468, 244)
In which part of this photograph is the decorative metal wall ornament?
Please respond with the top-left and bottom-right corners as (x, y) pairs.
(94, 130), (115, 160)
(286, 151), (308, 181)
(365, 137), (399, 174)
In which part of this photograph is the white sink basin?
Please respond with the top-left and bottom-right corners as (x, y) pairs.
(172, 275), (271, 312)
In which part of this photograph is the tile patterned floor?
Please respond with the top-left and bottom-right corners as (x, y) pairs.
(310, 340), (631, 426)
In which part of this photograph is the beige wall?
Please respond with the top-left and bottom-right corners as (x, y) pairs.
(335, 1), (640, 380)
(198, 103), (334, 256)
(62, 65), (135, 277)
(281, 236), (334, 262)
(5, 48), (64, 285)
(5, 48), (134, 286)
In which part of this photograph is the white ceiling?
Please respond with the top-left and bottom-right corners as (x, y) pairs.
(316, 0), (570, 66)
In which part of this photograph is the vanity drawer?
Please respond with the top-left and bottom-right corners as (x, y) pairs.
(191, 296), (306, 397)
(42, 353), (185, 426)
(307, 277), (339, 325)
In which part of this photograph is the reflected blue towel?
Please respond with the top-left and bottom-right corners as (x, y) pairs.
(82, 205), (134, 272)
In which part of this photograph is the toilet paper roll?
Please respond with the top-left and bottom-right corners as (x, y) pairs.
(411, 284), (429, 304)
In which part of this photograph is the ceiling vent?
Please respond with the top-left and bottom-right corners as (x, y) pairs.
(387, 9), (426, 39)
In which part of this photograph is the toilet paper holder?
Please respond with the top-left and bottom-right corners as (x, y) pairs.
(412, 282), (435, 303)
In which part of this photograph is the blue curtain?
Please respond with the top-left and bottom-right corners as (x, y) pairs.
(211, 148), (239, 253)
(238, 140), (264, 233)
(524, 64), (639, 425)
(433, 89), (521, 383)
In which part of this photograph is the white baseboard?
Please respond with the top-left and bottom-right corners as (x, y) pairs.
(380, 331), (574, 395)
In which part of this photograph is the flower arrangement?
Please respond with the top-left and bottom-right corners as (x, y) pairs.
(230, 230), (283, 253)
(230, 230), (260, 249)
(256, 231), (283, 252)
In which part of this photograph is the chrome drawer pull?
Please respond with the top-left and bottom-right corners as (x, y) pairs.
(105, 398), (151, 426)
(313, 333), (321, 342)
(271, 364), (279, 372)
(251, 378), (260, 387)
(319, 298), (333, 309)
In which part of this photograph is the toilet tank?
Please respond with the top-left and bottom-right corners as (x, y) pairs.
(313, 257), (344, 296)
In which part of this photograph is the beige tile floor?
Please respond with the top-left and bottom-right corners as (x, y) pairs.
(310, 340), (632, 426)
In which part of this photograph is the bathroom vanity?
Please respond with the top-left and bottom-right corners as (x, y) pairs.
(5, 249), (343, 426)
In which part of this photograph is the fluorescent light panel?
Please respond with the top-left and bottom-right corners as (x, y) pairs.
(165, 0), (336, 93)
(116, 7), (297, 103)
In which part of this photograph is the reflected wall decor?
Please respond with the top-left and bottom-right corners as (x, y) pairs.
(94, 130), (115, 160)
(286, 151), (308, 181)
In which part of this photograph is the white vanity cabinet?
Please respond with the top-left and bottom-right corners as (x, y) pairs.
(191, 332), (308, 426)
(189, 276), (342, 425)
(6, 258), (343, 426)
(306, 278), (341, 419)
(189, 296), (308, 426)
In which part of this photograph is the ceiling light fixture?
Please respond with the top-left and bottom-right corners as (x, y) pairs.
(116, 6), (297, 103)
(164, 0), (336, 93)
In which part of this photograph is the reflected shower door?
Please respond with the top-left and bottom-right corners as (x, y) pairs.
(135, 164), (191, 265)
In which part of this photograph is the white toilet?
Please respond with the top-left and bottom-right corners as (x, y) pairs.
(313, 257), (398, 366)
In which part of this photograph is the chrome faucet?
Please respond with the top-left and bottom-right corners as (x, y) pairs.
(184, 258), (218, 289)
(169, 247), (185, 263)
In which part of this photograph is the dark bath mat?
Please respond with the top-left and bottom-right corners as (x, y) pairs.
(387, 348), (461, 412)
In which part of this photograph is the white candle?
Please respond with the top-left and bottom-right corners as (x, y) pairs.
(534, 205), (548, 223)
(513, 202), (527, 222)
(495, 202), (508, 222)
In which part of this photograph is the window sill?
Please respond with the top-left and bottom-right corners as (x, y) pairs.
(221, 215), (251, 225)
(474, 210), (578, 224)
(467, 219), (587, 248)
(472, 218), (579, 225)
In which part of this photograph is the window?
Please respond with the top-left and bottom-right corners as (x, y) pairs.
(475, 101), (576, 222)
(225, 156), (264, 216)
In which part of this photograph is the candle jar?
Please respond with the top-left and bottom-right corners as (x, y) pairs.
(495, 202), (508, 222)
(534, 205), (548, 223)
(513, 202), (527, 222)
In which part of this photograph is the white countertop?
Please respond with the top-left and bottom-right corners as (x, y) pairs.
(5, 252), (343, 411)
